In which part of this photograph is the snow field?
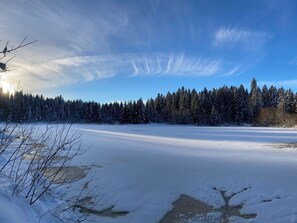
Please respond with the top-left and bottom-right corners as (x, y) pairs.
(72, 125), (297, 223)
(1, 124), (297, 223)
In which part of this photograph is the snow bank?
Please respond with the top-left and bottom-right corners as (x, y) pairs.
(2, 124), (297, 223)
(74, 124), (297, 223)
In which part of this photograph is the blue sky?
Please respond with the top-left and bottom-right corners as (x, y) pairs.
(1, 0), (297, 102)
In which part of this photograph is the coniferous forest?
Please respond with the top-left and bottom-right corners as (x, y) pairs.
(1, 79), (296, 125)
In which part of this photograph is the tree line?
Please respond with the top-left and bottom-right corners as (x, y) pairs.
(0, 79), (296, 125)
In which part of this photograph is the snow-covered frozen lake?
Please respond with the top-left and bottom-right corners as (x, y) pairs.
(72, 125), (297, 223)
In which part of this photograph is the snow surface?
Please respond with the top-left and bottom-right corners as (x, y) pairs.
(72, 125), (297, 223)
(2, 124), (297, 223)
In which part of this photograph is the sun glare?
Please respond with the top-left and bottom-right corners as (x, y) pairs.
(0, 81), (15, 94)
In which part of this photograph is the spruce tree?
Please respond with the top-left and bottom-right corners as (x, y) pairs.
(285, 89), (294, 113)
(277, 87), (285, 112)
(190, 90), (200, 125)
(249, 78), (262, 120)
(261, 85), (269, 107)
(268, 85), (278, 107)
(210, 105), (219, 126)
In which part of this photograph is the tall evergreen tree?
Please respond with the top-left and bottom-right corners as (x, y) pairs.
(190, 90), (201, 125)
(261, 84), (269, 107)
(285, 89), (294, 113)
(235, 85), (248, 124)
(249, 78), (262, 120)
(268, 85), (278, 107)
(210, 105), (219, 126)
(277, 87), (285, 112)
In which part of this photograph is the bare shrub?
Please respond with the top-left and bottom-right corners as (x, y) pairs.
(256, 107), (297, 127)
(0, 123), (96, 222)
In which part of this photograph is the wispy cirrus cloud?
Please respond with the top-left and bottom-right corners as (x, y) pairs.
(214, 27), (270, 49)
(0, 0), (248, 97)
(129, 53), (222, 76)
(10, 53), (241, 91)
(221, 64), (243, 77)
(0, 0), (130, 58)
(258, 79), (297, 88)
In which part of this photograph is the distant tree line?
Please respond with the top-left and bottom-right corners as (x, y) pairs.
(0, 79), (296, 125)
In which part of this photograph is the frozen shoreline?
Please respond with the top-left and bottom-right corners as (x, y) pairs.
(2, 124), (297, 223)
(71, 124), (297, 223)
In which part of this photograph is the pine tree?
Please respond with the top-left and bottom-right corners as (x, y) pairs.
(285, 89), (294, 113)
(190, 90), (201, 125)
(145, 99), (155, 123)
(164, 92), (173, 122)
(261, 84), (269, 107)
(210, 105), (219, 126)
(199, 87), (211, 125)
(277, 87), (285, 112)
(293, 93), (297, 113)
(131, 99), (147, 124)
(235, 85), (247, 124)
(249, 78), (262, 120)
(268, 85), (278, 107)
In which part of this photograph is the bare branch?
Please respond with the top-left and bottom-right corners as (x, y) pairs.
(0, 37), (36, 72)
(1, 37), (37, 55)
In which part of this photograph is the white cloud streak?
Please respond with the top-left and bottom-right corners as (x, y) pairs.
(0, 1), (246, 95)
(214, 27), (270, 48)
(221, 64), (243, 77)
(258, 80), (297, 88)
(8, 53), (241, 91)
(129, 53), (222, 76)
